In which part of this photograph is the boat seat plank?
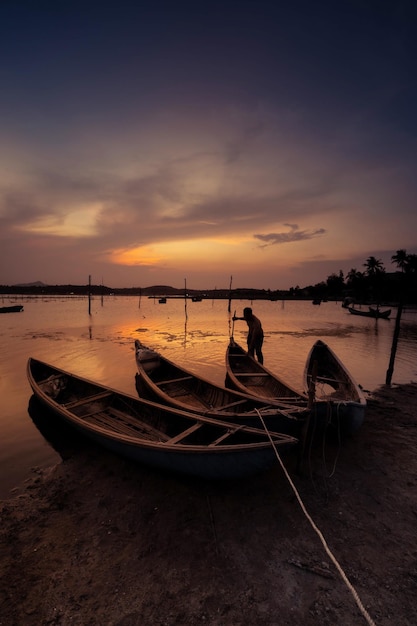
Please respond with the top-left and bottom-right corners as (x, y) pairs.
(236, 372), (269, 377)
(166, 423), (202, 444)
(64, 391), (113, 408)
(215, 399), (248, 410)
(209, 425), (245, 447)
(155, 376), (193, 386)
(315, 375), (348, 385)
(38, 374), (65, 385)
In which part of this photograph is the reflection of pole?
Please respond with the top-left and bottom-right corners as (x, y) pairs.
(139, 288), (142, 309)
(386, 301), (403, 385)
(88, 275), (92, 315)
(184, 316), (188, 348)
(228, 275), (233, 313)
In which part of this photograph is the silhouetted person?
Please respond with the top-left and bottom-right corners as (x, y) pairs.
(233, 307), (264, 363)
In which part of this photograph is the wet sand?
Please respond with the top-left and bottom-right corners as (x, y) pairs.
(1, 383), (417, 625)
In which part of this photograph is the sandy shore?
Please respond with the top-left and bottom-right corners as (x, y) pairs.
(1, 383), (417, 626)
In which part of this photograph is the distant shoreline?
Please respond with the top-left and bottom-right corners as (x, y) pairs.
(0, 289), (406, 308)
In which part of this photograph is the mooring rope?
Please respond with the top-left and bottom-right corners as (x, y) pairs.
(256, 409), (376, 626)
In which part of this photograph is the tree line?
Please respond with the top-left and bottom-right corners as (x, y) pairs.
(300, 249), (417, 304)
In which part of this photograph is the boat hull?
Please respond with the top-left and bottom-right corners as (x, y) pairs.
(303, 340), (367, 435)
(348, 306), (391, 319)
(0, 305), (24, 313)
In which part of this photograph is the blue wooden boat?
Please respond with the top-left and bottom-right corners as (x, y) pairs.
(303, 340), (367, 434)
(27, 357), (297, 479)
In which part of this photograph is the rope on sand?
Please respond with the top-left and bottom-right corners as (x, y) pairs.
(256, 410), (376, 626)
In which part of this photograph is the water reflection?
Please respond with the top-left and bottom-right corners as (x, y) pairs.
(27, 395), (88, 459)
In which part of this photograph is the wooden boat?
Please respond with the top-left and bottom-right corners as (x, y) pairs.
(368, 306), (392, 318)
(303, 340), (367, 434)
(27, 357), (297, 479)
(225, 338), (307, 408)
(347, 306), (391, 319)
(0, 304), (24, 313)
(134, 340), (307, 434)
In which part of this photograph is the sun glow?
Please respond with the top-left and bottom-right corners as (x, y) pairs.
(109, 236), (254, 268)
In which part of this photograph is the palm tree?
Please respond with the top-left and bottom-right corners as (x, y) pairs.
(346, 268), (364, 285)
(405, 254), (417, 274)
(363, 256), (385, 276)
(391, 249), (408, 272)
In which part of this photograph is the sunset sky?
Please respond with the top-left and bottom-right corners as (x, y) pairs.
(1, 1), (416, 290)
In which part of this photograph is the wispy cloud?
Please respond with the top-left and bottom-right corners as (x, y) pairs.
(254, 224), (327, 248)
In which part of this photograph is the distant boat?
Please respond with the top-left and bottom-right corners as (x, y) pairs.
(158, 297), (167, 304)
(0, 304), (24, 313)
(348, 306), (391, 319)
(191, 296), (202, 302)
(312, 298), (321, 305)
(27, 357), (297, 479)
(368, 306), (392, 318)
(303, 340), (367, 435)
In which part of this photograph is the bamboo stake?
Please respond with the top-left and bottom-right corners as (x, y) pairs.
(386, 300), (403, 385)
(228, 275), (233, 313)
(184, 278), (188, 320)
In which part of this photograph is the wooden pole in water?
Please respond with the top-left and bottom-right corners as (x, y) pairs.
(228, 275), (233, 313)
(184, 278), (188, 320)
(88, 275), (92, 315)
(386, 300), (404, 385)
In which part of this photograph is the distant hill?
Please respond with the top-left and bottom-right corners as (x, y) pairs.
(14, 281), (48, 287)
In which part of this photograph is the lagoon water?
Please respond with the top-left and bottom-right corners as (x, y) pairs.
(1, 295), (417, 498)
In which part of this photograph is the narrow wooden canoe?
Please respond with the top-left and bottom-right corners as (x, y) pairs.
(303, 340), (367, 434)
(368, 306), (392, 318)
(27, 357), (298, 479)
(348, 306), (391, 319)
(0, 304), (24, 313)
(225, 338), (307, 407)
(134, 340), (307, 435)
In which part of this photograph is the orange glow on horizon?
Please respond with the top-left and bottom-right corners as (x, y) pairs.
(108, 236), (256, 268)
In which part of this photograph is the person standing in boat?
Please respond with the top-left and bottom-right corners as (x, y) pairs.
(233, 307), (264, 364)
